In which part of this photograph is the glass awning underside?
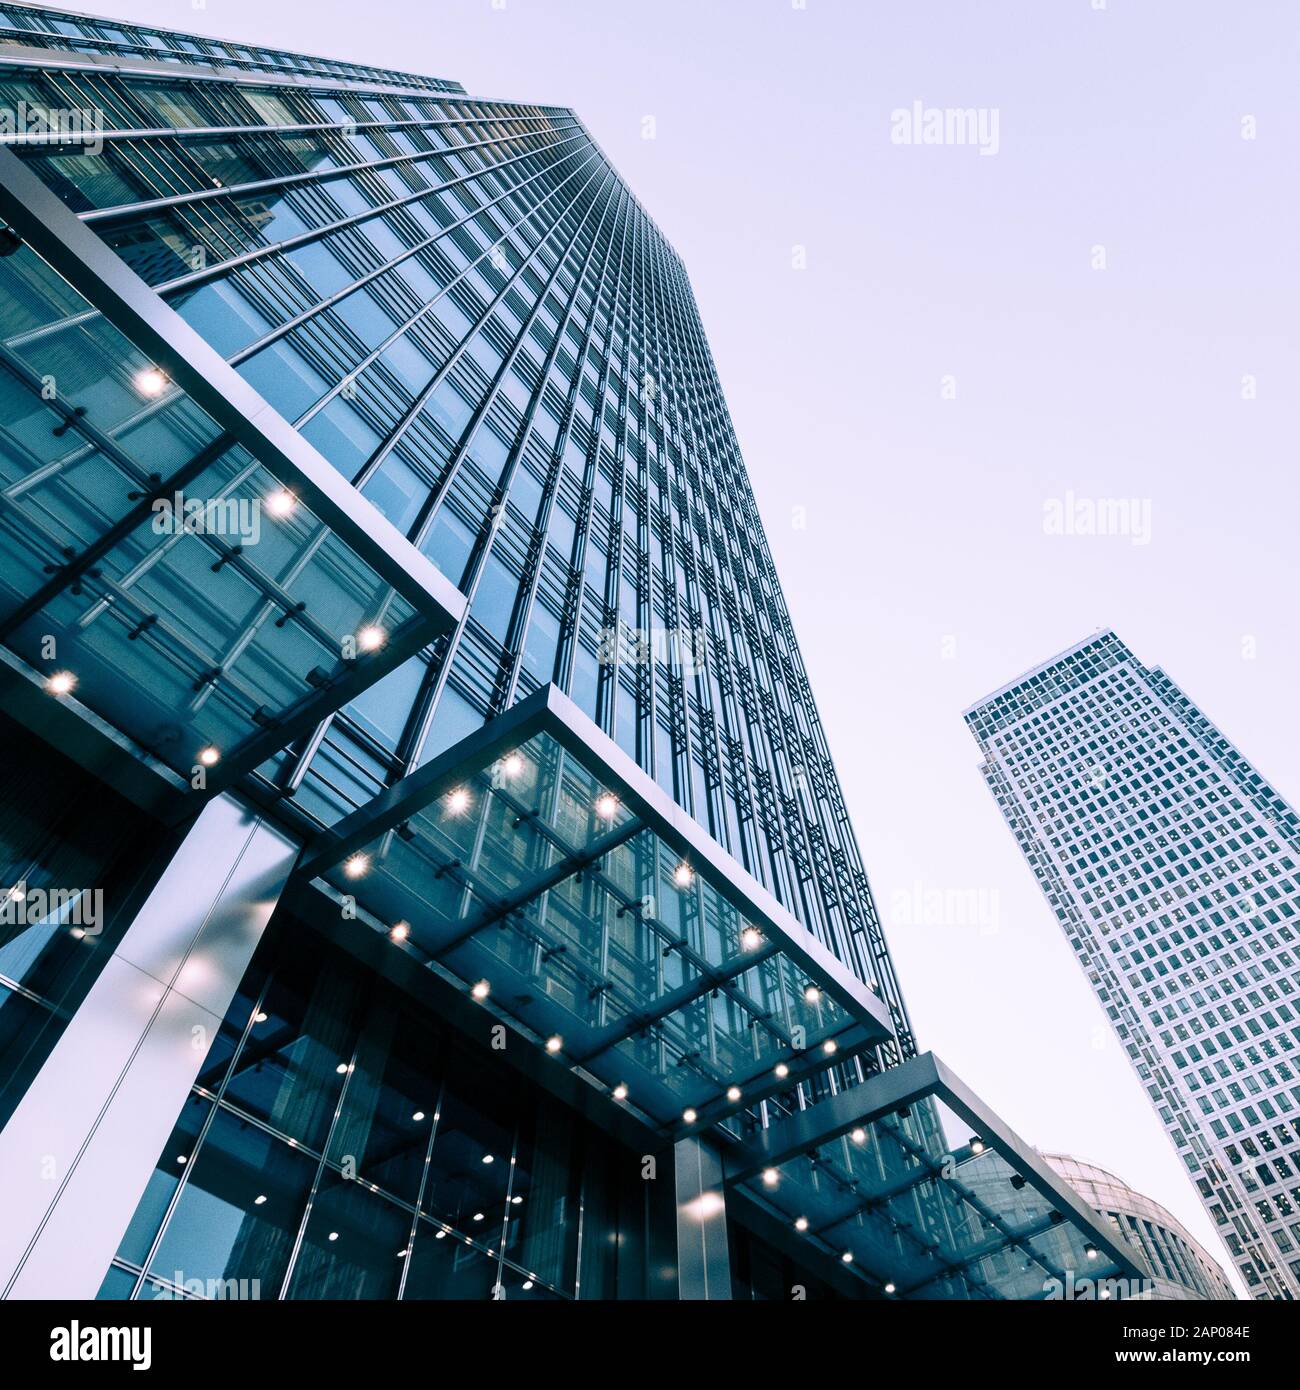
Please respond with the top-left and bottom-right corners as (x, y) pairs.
(725, 1052), (1147, 1300)
(0, 151), (464, 810)
(295, 683), (896, 1134)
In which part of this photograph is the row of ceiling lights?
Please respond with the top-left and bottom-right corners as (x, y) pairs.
(45, 663), (229, 770)
(296, 1081), (1094, 1290)
(341, 761), (840, 1166)
(459, 974), (828, 1121)
(43, 634), (387, 779)
(341, 772), (705, 886)
(760, 1131), (1004, 1288)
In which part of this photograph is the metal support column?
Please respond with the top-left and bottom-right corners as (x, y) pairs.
(0, 793), (298, 1298)
(674, 1136), (731, 1300)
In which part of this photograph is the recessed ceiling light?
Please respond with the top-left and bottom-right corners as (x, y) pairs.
(176, 1155), (187, 1165)
(822, 1039), (838, 1055)
(342, 852), (370, 879)
(682, 1108), (697, 1125)
(264, 488), (296, 519)
(726, 1085), (742, 1103)
(473, 1212), (484, 1222)
(45, 670), (76, 697)
(254, 1194), (267, 1205)
(761, 1168), (779, 1187)
(521, 1279), (533, 1290)
(253, 1011), (268, 1023)
(511, 1195), (523, 1205)
(328, 1232), (339, 1242)
(412, 1111), (425, 1123)
(134, 366), (167, 397)
(774, 1062), (789, 1079)
(434, 1230), (446, 1240)
(884, 1281), (896, 1294)
(841, 1251), (853, 1264)
(794, 1217), (809, 1232)
(482, 1154), (494, 1164)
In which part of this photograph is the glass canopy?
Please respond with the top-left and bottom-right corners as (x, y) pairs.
(725, 1051), (1148, 1300)
(0, 151), (464, 810)
(295, 682), (897, 1133)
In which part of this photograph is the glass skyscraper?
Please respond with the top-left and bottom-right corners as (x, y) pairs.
(0, 4), (1140, 1301)
(967, 630), (1300, 1300)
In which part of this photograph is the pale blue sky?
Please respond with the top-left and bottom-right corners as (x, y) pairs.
(75, 0), (1300, 1284)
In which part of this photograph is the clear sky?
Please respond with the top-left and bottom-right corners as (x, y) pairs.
(69, 0), (1300, 1287)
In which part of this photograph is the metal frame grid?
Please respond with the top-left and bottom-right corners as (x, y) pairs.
(0, 142), (465, 812)
(724, 1051), (1147, 1300)
(295, 682), (896, 1137)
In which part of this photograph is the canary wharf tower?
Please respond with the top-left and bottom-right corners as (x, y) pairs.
(0, 4), (1138, 1301)
(968, 631), (1300, 1300)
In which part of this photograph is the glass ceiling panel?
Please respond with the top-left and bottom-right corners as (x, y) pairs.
(0, 240), (453, 799)
(727, 1057), (1147, 1300)
(298, 688), (895, 1133)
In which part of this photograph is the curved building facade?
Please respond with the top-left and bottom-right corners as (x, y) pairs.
(1044, 1153), (1237, 1301)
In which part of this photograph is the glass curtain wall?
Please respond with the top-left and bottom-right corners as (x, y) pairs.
(0, 11), (910, 1051)
(97, 914), (669, 1301)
